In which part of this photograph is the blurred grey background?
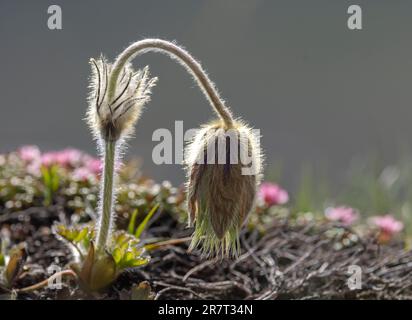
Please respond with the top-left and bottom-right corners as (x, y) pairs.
(1, 0), (412, 190)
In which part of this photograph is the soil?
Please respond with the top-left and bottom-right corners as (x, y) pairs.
(1, 201), (412, 300)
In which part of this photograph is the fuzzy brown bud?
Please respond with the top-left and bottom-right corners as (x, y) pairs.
(186, 120), (263, 257)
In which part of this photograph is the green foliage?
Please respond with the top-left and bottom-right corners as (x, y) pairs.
(41, 165), (60, 206)
(127, 209), (139, 235)
(338, 155), (412, 239)
(54, 224), (150, 292)
(54, 224), (93, 258)
(70, 242), (117, 292)
(0, 240), (5, 267)
(111, 232), (149, 269)
(293, 164), (330, 216)
(0, 154), (40, 210)
(127, 204), (160, 239)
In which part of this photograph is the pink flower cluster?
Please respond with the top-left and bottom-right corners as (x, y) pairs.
(17, 145), (102, 181)
(258, 182), (289, 207)
(325, 206), (359, 226)
(370, 215), (403, 242)
(41, 148), (83, 167)
(18, 145), (41, 163)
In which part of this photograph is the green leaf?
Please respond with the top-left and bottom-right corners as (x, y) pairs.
(135, 204), (159, 239)
(111, 231), (150, 271)
(74, 227), (89, 243)
(71, 246), (118, 292)
(78, 242), (95, 285)
(90, 253), (117, 291)
(111, 248), (122, 264)
(54, 224), (93, 253)
(40, 166), (50, 186)
(0, 239), (5, 267)
(40, 165), (60, 205)
(50, 165), (60, 192)
(4, 243), (27, 287)
(131, 281), (154, 300)
(127, 209), (139, 235)
(123, 256), (149, 268)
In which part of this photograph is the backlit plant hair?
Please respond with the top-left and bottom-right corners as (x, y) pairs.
(89, 39), (263, 258)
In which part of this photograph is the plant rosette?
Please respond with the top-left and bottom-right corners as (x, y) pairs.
(54, 224), (149, 292)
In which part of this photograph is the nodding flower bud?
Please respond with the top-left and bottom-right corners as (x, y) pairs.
(185, 120), (263, 258)
(87, 56), (157, 142)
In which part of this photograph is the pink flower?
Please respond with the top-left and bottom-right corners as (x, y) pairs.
(371, 215), (403, 238)
(83, 156), (102, 175)
(325, 206), (358, 226)
(72, 167), (94, 181)
(18, 145), (41, 162)
(258, 182), (289, 206)
(54, 148), (83, 167)
(41, 152), (58, 167)
(41, 148), (83, 168)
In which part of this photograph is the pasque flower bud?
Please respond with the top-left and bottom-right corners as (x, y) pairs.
(186, 120), (263, 257)
(87, 56), (157, 142)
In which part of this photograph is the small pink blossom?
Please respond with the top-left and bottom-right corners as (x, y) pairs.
(72, 167), (94, 181)
(258, 182), (289, 206)
(18, 145), (41, 162)
(54, 148), (83, 167)
(41, 148), (83, 168)
(83, 156), (102, 175)
(41, 152), (58, 167)
(325, 206), (359, 226)
(371, 215), (403, 237)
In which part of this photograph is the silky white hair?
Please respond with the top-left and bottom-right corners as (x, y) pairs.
(86, 56), (157, 142)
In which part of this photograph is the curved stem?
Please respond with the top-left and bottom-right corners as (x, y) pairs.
(108, 39), (234, 127)
(16, 269), (77, 293)
(95, 140), (116, 253)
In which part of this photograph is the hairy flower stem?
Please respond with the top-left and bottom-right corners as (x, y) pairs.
(96, 140), (116, 253)
(107, 39), (234, 128)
